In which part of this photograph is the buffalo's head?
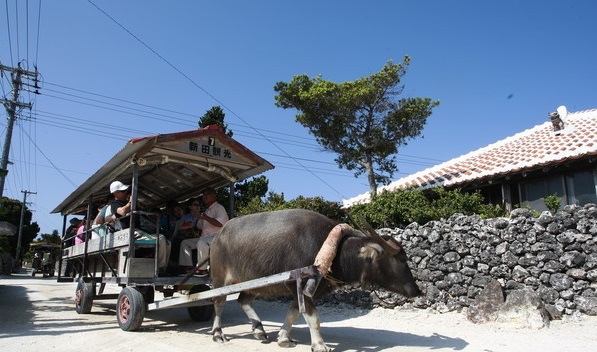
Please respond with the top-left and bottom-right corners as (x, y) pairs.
(357, 218), (421, 298)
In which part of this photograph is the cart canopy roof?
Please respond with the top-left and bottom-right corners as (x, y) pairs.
(52, 125), (274, 216)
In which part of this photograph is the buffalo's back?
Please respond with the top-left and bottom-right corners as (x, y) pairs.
(210, 209), (337, 294)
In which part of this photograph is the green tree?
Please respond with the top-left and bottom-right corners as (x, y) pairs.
(0, 197), (40, 259)
(36, 230), (61, 245)
(235, 191), (346, 222)
(217, 176), (270, 216)
(274, 57), (440, 195)
(236, 191), (287, 216)
(198, 106), (233, 137)
(232, 175), (269, 209)
(284, 196), (346, 222)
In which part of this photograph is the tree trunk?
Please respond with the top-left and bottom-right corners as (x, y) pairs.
(366, 160), (377, 197)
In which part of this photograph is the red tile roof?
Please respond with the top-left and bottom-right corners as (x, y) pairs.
(343, 108), (597, 207)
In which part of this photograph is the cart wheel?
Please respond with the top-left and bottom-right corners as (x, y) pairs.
(117, 287), (146, 331)
(75, 279), (95, 314)
(187, 284), (214, 322)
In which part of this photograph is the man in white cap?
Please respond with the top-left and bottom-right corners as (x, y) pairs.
(110, 181), (133, 229)
(109, 180), (170, 273)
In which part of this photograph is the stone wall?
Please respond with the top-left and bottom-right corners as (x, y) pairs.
(376, 203), (597, 317)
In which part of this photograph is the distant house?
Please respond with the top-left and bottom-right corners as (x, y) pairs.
(343, 107), (597, 213)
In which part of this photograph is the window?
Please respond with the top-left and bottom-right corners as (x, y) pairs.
(520, 177), (563, 212)
(519, 168), (597, 211)
(566, 170), (597, 205)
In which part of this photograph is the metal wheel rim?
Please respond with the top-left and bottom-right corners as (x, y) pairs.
(118, 296), (131, 323)
(75, 289), (82, 308)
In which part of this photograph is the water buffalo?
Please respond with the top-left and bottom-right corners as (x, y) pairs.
(209, 208), (420, 352)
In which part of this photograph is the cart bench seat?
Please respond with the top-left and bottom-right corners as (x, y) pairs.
(62, 229), (158, 259)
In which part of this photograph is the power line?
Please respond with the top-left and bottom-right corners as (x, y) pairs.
(34, 0), (41, 65)
(42, 82), (323, 148)
(14, 0), (19, 60)
(37, 82), (444, 167)
(0, 0), (43, 204)
(41, 80), (445, 164)
(0, 62), (39, 198)
(4, 0), (14, 66)
(25, 101), (440, 193)
(18, 125), (77, 187)
(4, 1), (445, 205)
(86, 0), (349, 199)
(44, 81), (339, 148)
(5, 76), (443, 199)
(25, 0), (28, 64)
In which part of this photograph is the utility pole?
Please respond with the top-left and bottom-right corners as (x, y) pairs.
(14, 189), (36, 271)
(0, 62), (40, 199)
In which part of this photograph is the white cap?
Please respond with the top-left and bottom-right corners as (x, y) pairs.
(109, 181), (129, 193)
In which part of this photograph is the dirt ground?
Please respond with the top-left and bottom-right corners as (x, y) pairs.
(1, 270), (596, 352)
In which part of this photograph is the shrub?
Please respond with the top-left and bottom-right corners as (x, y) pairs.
(238, 187), (508, 228)
(477, 203), (508, 219)
(543, 194), (562, 214)
(283, 196), (346, 222)
(349, 187), (507, 227)
(350, 188), (431, 228)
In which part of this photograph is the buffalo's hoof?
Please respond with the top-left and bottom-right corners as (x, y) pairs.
(253, 329), (269, 342)
(213, 334), (228, 343)
(278, 337), (297, 348)
(212, 328), (228, 343)
(311, 343), (333, 352)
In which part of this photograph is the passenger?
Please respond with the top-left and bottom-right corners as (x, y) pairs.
(32, 251), (42, 271)
(62, 218), (80, 277)
(110, 180), (134, 229)
(159, 201), (180, 239)
(174, 201), (199, 239)
(109, 180), (171, 272)
(64, 218), (81, 247)
(74, 218), (86, 244)
(179, 188), (228, 276)
(92, 193), (117, 237)
(169, 202), (196, 265)
(94, 193), (116, 225)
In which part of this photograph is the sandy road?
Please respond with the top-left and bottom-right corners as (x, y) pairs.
(1, 270), (596, 352)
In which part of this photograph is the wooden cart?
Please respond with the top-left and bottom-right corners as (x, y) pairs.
(49, 126), (324, 331)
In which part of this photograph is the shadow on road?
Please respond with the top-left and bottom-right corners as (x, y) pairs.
(134, 299), (469, 351)
(1, 271), (468, 351)
(0, 275), (35, 336)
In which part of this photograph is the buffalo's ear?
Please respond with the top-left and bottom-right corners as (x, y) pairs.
(358, 243), (383, 260)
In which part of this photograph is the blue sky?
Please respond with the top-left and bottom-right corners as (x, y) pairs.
(1, 1), (596, 235)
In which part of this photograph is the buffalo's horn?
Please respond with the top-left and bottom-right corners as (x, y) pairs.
(314, 223), (351, 275)
(357, 215), (401, 255)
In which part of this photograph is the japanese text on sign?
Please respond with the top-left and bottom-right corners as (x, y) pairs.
(188, 141), (232, 159)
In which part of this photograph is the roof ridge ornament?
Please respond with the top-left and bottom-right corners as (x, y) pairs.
(549, 105), (567, 134)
